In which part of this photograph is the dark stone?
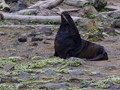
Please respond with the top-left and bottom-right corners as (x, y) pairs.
(43, 40), (51, 44)
(0, 77), (20, 83)
(45, 31), (53, 36)
(94, 0), (107, 11)
(29, 43), (38, 46)
(80, 84), (89, 88)
(5, 0), (18, 3)
(28, 31), (42, 37)
(18, 37), (27, 42)
(69, 78), (82, 83)
(20, 72), (31, 81)
(112, 19), (120, 28)
(69, 69), (86, 75)
(88, 33), (104, 39)
(110, 84), (120, 90)
(103, 28), (117, 35)
(18, 84), (27, 89)
(31, 37), (43, 42)
(10, 0), (27, 13)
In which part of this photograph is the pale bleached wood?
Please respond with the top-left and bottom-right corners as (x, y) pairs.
(28, 0), (64, 9)
(1, 12), (80, 23)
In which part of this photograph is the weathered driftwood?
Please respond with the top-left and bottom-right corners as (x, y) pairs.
(0, 25), (58, 28)
(15, 8), (80, 15)
(15, 9), (37, 15)
(28, 0), (64, 9)
(1, 12), (80, 23)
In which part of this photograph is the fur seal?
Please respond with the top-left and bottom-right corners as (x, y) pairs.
(54, 11), (108, 61)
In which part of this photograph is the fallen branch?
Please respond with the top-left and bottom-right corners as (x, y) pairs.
(28, 0), (64, 9)
(1, 12), (80, 23)
(0, 24), (58, 28)
(15, 9), (37, 15)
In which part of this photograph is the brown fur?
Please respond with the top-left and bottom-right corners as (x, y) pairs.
(54, 11), (108, 61)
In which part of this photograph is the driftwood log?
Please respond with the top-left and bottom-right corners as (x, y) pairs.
(28, 0), (64, 9)
(1, 12), (80, 23)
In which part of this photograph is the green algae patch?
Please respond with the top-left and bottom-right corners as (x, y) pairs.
(91, 76), (120, 89)
(109, 76), (120, 84)
(22, 80), (52, 85)
(31, 56), (43, 60)
(15, 57), (65, 72)
(0, 84), (20, 90)
(69, 60), (82, 67)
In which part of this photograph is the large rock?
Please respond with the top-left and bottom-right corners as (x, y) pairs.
(108, 10), (120, 19)
(84, 6), (98, 16)
(64, 0), (89, 7)
(112, 19), (120, 28)
(78, 18), (98, 31)
(94, 0), (107, 11)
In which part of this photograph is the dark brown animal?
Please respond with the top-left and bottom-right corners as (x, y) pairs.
(54, 11), (108, 61)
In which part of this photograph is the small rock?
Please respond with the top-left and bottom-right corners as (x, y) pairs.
(80, 84), (89, 88)
(39, 26), (52, 33)
(70, 69), (86, 75)
(3, 64), (14, 71)
(34, 75), (42, 80)
(78, 19), (98, 31)
(31, 37), (43, 42)
(0, 31), (7, 36)
(90, 72), (104, 78)
(94, 0), (107, 11)
(10, 0), (27, 13)
(18, 84), (27, 89)
(45, 31), (53, 36)
(44, 70), (56, 76)
(43, 40), (51, 44)
(104, 66), (117, 70)
(13, 40), (21, 46)
(88, 33), (104, 39)
(29, 42), (38, 46)
(20, 72), (31, 81)
(103, 28), (117, 35)
(84, 6), (98, 16)
(112, 19), (120, 28)
(0, 77), (20, 83)
(39, 82), (69, 89)
(108, 10), (120, 19)
(18, 37), (27, 42)
(69, 78), (82, 83)
(110, 84), (120, 90)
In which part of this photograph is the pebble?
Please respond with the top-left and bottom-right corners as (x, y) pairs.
(69, 69), (86, 75)
(20, 72), (31, 81)
(31, 37), (43, 42)
(39, 82), (69, 89)
(44, 70), (56, 76)
(18, 37), (27, 42)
